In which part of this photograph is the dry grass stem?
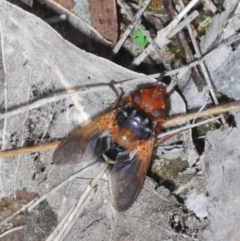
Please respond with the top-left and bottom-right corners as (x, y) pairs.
(0, 198), (38, 226)
(0, 142), (60, 158)
(2, 30), (239, 123)
(178, 0), (225, 123)
(159, 116), (220, 140)
(0, 226), (24, 238)
(205, 0), (217, 13)
(0, 165), (99, 228)
(46, 163), (108, 241)
(149, 32), (240, 80)
(0, 83), (117, 121)
(163, 101), (240, 127)
(112, 0), (151, 56)
(131, 0), (200, 67)
(1, 101), (240, 158)
(166, 10), (199, 39)
(117, 0), (171, 70)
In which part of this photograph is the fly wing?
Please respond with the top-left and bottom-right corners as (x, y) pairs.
(53, 111), (117, 165)
(110, 136), (155, 212)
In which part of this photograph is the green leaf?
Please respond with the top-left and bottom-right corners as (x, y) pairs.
(133, 28), (149, 51)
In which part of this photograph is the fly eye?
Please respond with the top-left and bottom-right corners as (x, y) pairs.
(151, 108), (165, 119)
(133, 94), (141, 105)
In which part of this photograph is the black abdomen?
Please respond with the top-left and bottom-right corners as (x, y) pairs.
(91, 135), (125, 162)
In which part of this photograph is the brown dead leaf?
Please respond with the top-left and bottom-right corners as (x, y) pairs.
(45, 0), (118, 44)
(89, 0), (118, 43)
(54, 0), (74, 10)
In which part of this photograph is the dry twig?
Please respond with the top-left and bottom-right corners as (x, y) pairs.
(0, 198), (38, 227)
(0, 226), (24, 238)
(46, 163), (108, 241)
(0, 142), (60, 158)
(117, 0), (171, 70)
(178, 0), (225, 123)
(149, 33), (240, 79)
(112, 0), (151, 57)
(131, 0), (200, 67)
(1, 31), (239, 123)
(163, 0), (204, 91)
(205, 0), (217, 13)
(159, 116), (220, 140)
(1, 101), (240, 158)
